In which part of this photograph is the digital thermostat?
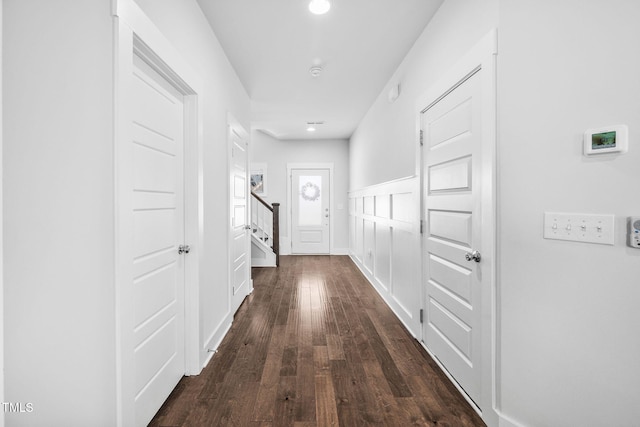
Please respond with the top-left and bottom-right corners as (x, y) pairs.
(584, 124), (628, 155)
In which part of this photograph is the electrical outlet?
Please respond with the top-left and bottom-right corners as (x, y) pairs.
(543, 212), (615, 245)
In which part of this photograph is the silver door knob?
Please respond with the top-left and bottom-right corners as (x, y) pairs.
(464, 250), (481, 262)
(178, 245), (191, 255)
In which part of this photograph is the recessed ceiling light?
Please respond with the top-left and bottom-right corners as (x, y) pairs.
(309, 0), (330, 15)
(307, 126), (316, 132)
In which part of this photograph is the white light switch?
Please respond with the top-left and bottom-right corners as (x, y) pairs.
(544, 212), (615, 245)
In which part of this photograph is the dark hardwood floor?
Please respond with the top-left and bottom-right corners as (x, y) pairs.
(150, 255), (485, 426)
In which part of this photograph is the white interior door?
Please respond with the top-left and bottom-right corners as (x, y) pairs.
(421, 70), (484, 406)
(291, 169), (330, 254)
(230, 124), (251, 312)
(131, 54), (185, 426)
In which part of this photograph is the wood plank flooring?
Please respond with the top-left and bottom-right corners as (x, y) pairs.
(150, 255), (485, 426)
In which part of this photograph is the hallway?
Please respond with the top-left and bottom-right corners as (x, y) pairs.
(150, 256), (484, 426)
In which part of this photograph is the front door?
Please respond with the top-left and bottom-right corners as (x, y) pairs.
(421, 69), (484, 406)
(229, 123), (251, 313)
(131, 54), (186, 426)
(291, 168), (330, 254)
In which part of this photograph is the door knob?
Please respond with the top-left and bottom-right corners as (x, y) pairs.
(464, 250), (481, 262)
(178, 245), (191, 255)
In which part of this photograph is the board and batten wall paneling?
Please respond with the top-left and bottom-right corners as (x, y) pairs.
(349, 177), (421, 337)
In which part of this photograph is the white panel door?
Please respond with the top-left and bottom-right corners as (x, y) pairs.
(230, 125), (250, 312)
(131, 54), (185, 426)
(291, 169), (330, 254)
(422, 70), (483, 406)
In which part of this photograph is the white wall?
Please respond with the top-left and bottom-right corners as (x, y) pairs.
(251, 131), (350, 254)
(497, 2), (640, 426)
(3, 1), (116, 425)
(3, 0), (249, 424)
(349, 2), (499, 422)
(349, 0), (499, 190)
(132, 0), (251, 364)
(351, 0), (640, 426)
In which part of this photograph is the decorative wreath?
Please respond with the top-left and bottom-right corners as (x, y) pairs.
(300, 182), (321, 201)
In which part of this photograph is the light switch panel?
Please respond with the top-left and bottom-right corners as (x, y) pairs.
(544, 212), (615, 245)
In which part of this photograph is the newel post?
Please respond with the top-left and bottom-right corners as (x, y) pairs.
(272, 203), (280, 266)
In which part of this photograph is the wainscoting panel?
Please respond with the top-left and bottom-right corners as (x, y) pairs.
(363, 219), (375, 274)
(364, 196), (375, 216)
(391, 228), (415, 319)
(375, 194), (391, 219)
(349, 177), (421, 337)
(374, 225), (391, 291)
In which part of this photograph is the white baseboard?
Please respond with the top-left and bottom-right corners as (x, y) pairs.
(280, 236), (291, 255)
(279, 237), (347, 256)
(498, 412), (525, 427)
(251, 258), (276, 267)
(331, 247), (349, 255)
(201, 311), (233, 369)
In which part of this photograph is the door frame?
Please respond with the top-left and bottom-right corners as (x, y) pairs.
(114, 1), (204, 425)
(286, 163), (334, 254)
(227, 113), (252, 312)
(416, 29), (498, 426)
(0, 5), (4, 425)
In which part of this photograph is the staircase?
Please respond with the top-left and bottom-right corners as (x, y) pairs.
(250, 192), (280, 267)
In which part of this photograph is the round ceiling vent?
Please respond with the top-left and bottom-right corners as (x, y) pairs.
(309, 66), (323, 78)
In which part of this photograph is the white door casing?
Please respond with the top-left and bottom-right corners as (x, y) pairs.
(0, 5), (4, 426)
(115, 1), (204, 425)
(418, 30), (497, 424)
(291, 168), (331, 254)
(229, 117), (251, 313)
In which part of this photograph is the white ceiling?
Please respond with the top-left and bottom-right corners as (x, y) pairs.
(197, 0), (443, 140)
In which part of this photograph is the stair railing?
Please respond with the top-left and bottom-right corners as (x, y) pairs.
(250, 192), (280, 266)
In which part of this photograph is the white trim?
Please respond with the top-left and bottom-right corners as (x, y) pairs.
(202, 311), (233, 362)
(416, 28), (498, 427)
(349, 175), (417, 195)
(330, 248), (350, 256)
(251, 259), (277, 267)
(280, 236), (292, 255)
(498, 413), (526, 427)
(286, 162), (335, 255)
(113, 1), (204, 425)
(0, 2), (4, 424)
